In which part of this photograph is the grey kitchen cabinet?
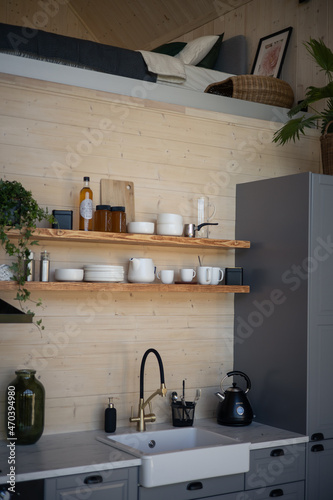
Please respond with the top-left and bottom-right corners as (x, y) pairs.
(44, 466), (138, 500)
(245, 481), (305, 499)
(244, 444), (306, 499)
(138, 473), (245, 500)
(234, 172), (333, 499)
(307, 437), (333, 500)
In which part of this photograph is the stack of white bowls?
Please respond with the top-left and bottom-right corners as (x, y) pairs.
(156, 213), (183, 236)
(83, 265), (124, 282)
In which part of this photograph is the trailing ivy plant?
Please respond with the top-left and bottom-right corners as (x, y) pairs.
(0, 179), (53, 331)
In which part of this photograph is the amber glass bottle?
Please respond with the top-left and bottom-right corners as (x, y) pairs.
(79, 177), (93, 231)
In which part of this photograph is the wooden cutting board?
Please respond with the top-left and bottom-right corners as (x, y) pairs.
(100, 179), (135, 223)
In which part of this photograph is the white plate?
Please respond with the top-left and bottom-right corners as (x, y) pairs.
(84, 277), (124, 282)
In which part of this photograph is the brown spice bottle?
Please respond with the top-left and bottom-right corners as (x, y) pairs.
(94, 205), (112, 232)
(111, 206), (126, 233)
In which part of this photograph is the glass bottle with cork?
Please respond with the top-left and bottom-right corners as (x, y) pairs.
(79, 177), (93, 231)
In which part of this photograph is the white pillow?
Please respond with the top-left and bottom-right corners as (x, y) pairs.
(176, 35), (219, 65)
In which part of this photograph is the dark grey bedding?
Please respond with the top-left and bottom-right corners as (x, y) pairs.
(0, 22), (157, 82)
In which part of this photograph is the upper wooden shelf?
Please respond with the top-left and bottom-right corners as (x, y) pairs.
(6, 228), (250, 249)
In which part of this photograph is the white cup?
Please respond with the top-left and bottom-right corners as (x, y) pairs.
(180, 268), (196, 283)
(196, 266), (212, 285)
(157, 269), (174, 284)
(210, 267), (224, 285)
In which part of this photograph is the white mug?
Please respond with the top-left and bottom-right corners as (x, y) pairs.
(157, 269), (174, 284)
(180, 268), (196, 283)
(196, 266), (212, 285)
(210, 267), (224, 285)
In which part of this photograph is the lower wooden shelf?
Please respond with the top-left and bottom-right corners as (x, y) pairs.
(0, 282), (250, 293)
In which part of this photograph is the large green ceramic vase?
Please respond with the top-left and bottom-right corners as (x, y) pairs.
(7, 369), (45, 445)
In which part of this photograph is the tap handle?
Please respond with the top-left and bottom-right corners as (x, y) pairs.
(130, 406), (134, 418)
(148, 401), (153, 414)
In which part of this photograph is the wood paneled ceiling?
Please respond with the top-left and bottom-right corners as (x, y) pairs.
(69, 0), (251, 50)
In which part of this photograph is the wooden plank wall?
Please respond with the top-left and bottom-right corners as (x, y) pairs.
(0, 71), (320, 436)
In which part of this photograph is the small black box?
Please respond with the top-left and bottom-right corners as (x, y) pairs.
(52, 210), (73, 230)
(225, 267), (243, 286)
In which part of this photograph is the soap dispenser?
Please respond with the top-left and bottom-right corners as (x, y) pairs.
(104, 397), (117, 433)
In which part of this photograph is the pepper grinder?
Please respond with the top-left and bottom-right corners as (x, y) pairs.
(104, 397), (117, 433)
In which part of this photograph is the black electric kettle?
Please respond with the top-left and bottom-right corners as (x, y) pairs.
(215, 371), (253, 426)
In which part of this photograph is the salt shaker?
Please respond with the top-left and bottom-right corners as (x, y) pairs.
(40, 250), (50, 282)
(24, 250), (35, 281)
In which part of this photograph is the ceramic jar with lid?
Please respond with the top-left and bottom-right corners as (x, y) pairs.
(111, 206), (126, 233)
(94, 205), (112, 232)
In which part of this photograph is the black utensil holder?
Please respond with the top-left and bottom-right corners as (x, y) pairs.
(171, 401), (195, 427)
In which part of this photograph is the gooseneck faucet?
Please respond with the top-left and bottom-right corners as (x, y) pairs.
(130, 348), (167, 431)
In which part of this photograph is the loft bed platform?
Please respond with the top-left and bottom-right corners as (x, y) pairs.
(0, 22), (293, 123)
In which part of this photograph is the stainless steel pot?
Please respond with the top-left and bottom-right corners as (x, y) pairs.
(184, 222), (218, 237)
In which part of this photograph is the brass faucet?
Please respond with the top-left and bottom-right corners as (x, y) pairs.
(130, 348), (167, 432)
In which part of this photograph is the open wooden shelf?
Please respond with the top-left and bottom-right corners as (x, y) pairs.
(3, 228), (250, 293)
(0, 281), (249, 293)
(5, 228), (250, 249)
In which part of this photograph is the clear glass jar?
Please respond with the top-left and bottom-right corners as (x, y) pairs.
(111, 206), (126, 233)
(94, 205), (112, 232)
(7, 369), (45, 445)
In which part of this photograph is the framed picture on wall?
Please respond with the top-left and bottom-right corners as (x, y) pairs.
(251, 27), (293, 78)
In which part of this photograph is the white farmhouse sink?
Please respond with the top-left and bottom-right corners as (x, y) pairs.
(97, 427), (250, 487)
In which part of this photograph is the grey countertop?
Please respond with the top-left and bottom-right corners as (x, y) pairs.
(0, 419), (308, 483)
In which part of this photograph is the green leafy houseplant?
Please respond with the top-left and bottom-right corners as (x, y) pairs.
(0, 179), (53, 330)
(273, 38), (333, 147)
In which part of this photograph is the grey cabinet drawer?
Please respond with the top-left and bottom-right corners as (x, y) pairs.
(44, 467), (138, 500)
(139, 473), (244, 500)
(245, 444), (306, 490)
(245, 480), (305, 499)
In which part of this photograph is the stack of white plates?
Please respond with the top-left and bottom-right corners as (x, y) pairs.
(83, 265), (125, 282)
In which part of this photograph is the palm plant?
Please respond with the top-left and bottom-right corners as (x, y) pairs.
(273, 38), (333, 145)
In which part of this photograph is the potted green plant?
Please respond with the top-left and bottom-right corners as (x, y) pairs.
(273, 38), (333, 174)
(0, 179), (53, 330)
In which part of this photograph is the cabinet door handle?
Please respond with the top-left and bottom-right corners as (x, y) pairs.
(270, 448), (284, 457)
(83, 475), (103, 484)
(186, 481), (203, 491)
(311, 444), (325, 452)
(269, 489), (284, 497)
(311, 432), (324, 441)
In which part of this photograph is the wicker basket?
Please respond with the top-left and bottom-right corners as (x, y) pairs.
(205, 75), (294, 108)
(320, 121), (333, 175)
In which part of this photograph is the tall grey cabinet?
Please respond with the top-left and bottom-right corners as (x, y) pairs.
(234, 173), (333, 500)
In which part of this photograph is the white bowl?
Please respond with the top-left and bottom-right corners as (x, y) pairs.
(156, 223), (183, 236)
(157, 213), (183, 224)
(55, 268), (84, 281)
(127, 222), (155, 234)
